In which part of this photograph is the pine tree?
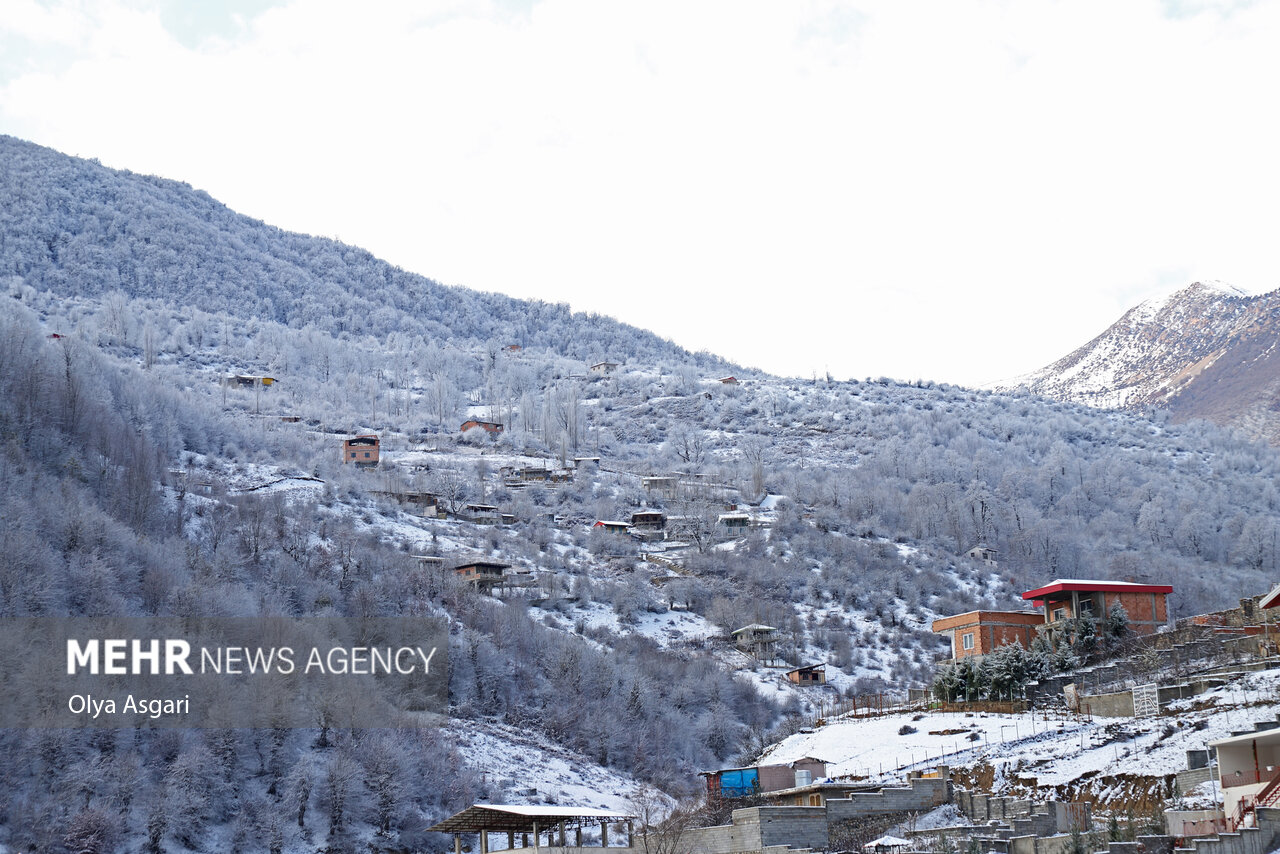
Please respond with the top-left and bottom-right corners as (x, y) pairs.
(1104, 603), (1131, 654)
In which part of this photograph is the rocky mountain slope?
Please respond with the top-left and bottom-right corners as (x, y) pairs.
(999, 281), (1280, 442)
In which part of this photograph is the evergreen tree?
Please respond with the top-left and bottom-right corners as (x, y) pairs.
(1104, 603), (1131, 654)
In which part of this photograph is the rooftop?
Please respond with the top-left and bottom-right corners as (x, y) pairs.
(732, 624), (776, 635)
(428, 804), (634, 834)
(1022, 579), (1173, 600)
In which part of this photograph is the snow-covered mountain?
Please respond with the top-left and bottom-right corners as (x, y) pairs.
(998, 281), (1280, 442)
(8, 133), (1280, 847)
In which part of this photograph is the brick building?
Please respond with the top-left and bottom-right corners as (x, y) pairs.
(342, 434), (380, 467)
(1022, 579), (1172, 635)
(931, 611), (1043, 660)
(460, 419), (504, 434)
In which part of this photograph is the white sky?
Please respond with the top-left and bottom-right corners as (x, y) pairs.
(3, 0), (1280, 386)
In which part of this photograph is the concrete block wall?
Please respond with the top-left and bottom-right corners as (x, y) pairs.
(1174, 805), (1280, 854)
(1079, 690), (1136, 718)
(681, 820), (743, 854)
(681, 806), (827, 854)
(1033, 834), (1079, 854)
(966, 792), (1034, 823)
(1176, 766), (1215, 794)
(685, 777), (951, 854)
(749, 807), (829, 851)
(1009, 811), (1058, 839)
(957, 790), (1060, 830)
(827, 777), (950, 821)
(1135, 834), (1177, 854)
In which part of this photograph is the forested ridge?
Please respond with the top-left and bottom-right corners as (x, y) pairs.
(0, 134), (729, 371)
(2, 134), (1280, 849)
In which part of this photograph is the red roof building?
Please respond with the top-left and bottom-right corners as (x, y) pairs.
(1022, 579), (1172, 635)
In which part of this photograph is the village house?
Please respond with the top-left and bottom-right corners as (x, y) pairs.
(629, 511), (665, 530)
(502, 466), (552, 486)
(461, 419), (504, 434)
(221, 374), (276, 388)
(719, 376), (740, 385)
(372, 489), (440, 517)
(719, 512), (751, 530)
(452, 560), (511, 590)
(342, 434), (380, 467)
(592, 520), (632, 535)
(641, 476), (678, 498)
(462, 503), (500, 523)
(502, 465), (572, 485)
(931, 611), (1043, 660)
(785, 664), (827, 686)
(965, 544), (999, 566)
(589, 361), (619, 374)
(1022, 578), (1173, 636)
(1209, 726), (1280, 830)
(932, 578), (1174, 659)
(732, 624), (779, 661)
(701, 758), (828, 800)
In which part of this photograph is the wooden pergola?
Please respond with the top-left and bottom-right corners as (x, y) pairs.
(428, 804), (635, 854)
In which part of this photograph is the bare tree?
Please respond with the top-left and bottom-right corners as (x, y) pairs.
(629, 789), (706, 854)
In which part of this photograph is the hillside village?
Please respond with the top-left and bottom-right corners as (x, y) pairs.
(429, 574), (1280, 854)
(8, 136), (1280, 850)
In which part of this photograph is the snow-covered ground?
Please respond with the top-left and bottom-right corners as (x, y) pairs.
(451, 718), (657, 812)
(760, 668), (1280, 801)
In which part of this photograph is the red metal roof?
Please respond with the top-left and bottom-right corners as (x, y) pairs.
(1022, 579), (1172, 600)
(1259, 583), (1280, 610)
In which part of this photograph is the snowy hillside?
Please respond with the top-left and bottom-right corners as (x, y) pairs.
(6, 136), (1280, 848)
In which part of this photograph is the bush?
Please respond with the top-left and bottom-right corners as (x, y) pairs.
(898, 724), (917, 735)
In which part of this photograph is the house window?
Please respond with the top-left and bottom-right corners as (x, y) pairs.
(364, 452), (371, 458)
(809, 794), (822, 806)
(962, 633), (974, 650)
(1078, 600), (1094, 616)
(1052, 607), (1068, 622)
(349, 452), (356, 458)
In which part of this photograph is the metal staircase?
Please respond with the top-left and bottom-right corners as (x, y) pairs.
(1229, 765), (1280, 830)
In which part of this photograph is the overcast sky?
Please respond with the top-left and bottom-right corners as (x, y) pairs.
(4, 0), (1280, 386)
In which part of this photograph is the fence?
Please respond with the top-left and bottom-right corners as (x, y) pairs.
(804, 694), (920, 727)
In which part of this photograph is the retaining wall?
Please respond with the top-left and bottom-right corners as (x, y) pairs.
(681, 807), (827, 854)
(683, 775), (950, 854)
(827, 777), (950, 821)
(1175, 805), (1280, 854)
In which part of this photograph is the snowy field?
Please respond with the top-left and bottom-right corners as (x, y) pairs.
(762, 668), (1280, 793)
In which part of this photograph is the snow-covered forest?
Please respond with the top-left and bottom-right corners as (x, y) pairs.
(3, 134), (1280, 849)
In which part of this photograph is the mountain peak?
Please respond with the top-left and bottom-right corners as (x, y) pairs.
(1185, 279), (1249, 298)
(998, 281), (1280, 442)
